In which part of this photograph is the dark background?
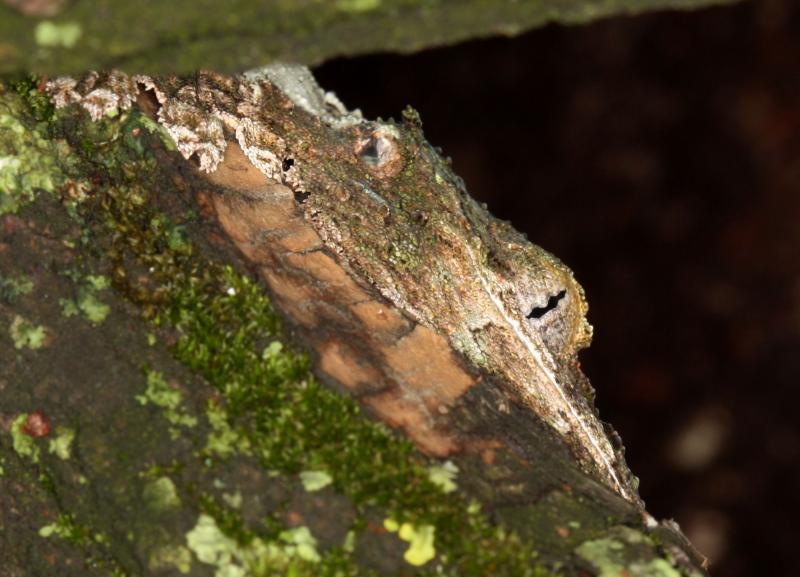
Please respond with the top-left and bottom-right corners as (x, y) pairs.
(316, 2), (800, 576)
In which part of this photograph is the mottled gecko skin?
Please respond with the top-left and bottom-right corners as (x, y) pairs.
(47, 68), (638, 503)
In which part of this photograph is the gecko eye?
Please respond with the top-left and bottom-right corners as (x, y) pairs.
(526, 289), (567, 319)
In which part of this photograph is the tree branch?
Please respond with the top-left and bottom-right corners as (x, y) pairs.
(1, 0), (739, 75)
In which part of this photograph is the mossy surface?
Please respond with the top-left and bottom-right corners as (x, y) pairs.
(0, 0), (738, 75)
(0, 78), (698, 576)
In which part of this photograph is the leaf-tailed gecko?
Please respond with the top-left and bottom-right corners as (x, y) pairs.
(47, 66), (638, 503)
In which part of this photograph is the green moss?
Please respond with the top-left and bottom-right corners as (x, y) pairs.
(8, 77), (56, 122)
(204, 401), (252, 458)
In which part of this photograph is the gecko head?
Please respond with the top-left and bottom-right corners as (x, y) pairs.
(500, 243), (593, 360)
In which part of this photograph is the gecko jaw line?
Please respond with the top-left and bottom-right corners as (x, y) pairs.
(465, 246), (630, 501)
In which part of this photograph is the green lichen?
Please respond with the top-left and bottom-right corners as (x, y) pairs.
(60, 274), (112, 324)
(336, 0), (381, 12)
(299, 470), (333, 492)
(575, 528), (683, 577)
(135, 369), (198, 437)
(186, 514), (320, 577)
(0, 274), (34, 303)
(0, 85), (68, 215)
(221, 491), (243, 510)
(10, 413), (39, 463)
(8, 314), (47, 349)
(34, 21), (83, 48)
(143, 476), (182, 512)
(427, 460), (459, 494)
(48, 426), (75, 460)
(148, 544), (193, 574)
(384, 518), (437, 566)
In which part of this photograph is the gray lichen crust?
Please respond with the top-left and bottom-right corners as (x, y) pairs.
(47, 67), (638, 503)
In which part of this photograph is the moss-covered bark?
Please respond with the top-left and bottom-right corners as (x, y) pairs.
(0, 0), (738, 75)
(0, 79), (707, 576)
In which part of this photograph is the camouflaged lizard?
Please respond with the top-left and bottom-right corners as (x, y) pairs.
(47, 66), (638, 503)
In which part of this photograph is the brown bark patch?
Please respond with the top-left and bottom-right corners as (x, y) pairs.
(349, 300), (408, 341)
(380, 325), (475, 412)
(284, 251), (369, 305)
(205, 140), (269, 195)
(362, 387), (460, 457)
(319, 340), (381, 390)
(260, 267), (317, 329)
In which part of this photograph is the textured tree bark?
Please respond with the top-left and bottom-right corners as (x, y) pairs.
(0, 67), (709, 576)
(1, 0), (739, 75)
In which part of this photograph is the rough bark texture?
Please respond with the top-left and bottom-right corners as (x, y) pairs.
(0, 0), (738, 75)
(0, 70), (708, 576)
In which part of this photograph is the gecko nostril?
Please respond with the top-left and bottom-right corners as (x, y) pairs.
(527, 289), (567, 319)
(359, 141), (380, 165)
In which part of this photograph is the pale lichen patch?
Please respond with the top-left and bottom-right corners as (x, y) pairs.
(8, 314), (48, 349)
(158, 98), (226, 172)
(46, 71), (137, 120)
(10, 413), (40, 462)
(383, 518), (437, 566)
(47, 426), (74, 460)
(34, 20), (81, 48)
